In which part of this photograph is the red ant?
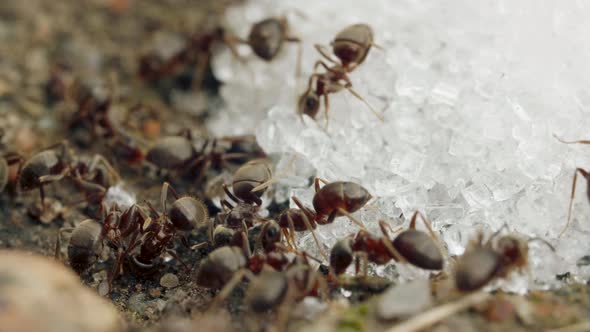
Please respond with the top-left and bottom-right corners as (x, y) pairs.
(454, 225), (554, 292)
(139, 16), (302, 90)
(293, 178), (373, 229)
(330, 212), (444, 277)
(145, 132), (261, 181)
(299, 24), (384, 125)
(18, 141), (120, 209)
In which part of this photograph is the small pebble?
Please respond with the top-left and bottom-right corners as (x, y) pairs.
(149, 288), (162, 298)
(160, 273), (180, 288)
(377, 279), (433, 320)
(0, 250), (124, 332)
(98, 281), (110, 297)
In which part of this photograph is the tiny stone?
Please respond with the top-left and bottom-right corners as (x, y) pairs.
(149, 288), (162, 298)
(160, 273), (179, 289)
(376, 279), (432, 320)
(98, 282), (109, 297)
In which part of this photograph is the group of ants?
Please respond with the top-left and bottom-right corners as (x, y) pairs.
(0, 12), (587, 328)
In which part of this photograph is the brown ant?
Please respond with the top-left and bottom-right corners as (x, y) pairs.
(299, 24), (383, 124)
(453, 225), (554, 292)
(231, 159), (272, 205)
(19, 141), (120, 208)
(234, 16), (302, 76)
(553, 134), (590, 237)
(210, 251), (327, 331)
(145, 133), (257, 180)
(329, 212), (444, 276)
(139, 16), (302, 89)
(291, 178), (373, 230)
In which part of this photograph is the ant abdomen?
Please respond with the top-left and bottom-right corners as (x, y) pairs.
(313, 181), (372, 222)
(392, 229), (444, 270)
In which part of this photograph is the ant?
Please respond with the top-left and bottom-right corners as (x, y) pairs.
(453, 225), (554, 292)
(139, 16), (302, 90)
(209, 250), (327, 331)
(19, 141), (120, 209)
(299, 24), (383, 124)
(214, 160), (275, 231)
(330, 212), (444, 276)
(553, 134), (590, 237)
(145, 132), (259, 181)
(108, 182), (207, 288)
(291, 178), (373, 230)
(233, 16), (302, 75)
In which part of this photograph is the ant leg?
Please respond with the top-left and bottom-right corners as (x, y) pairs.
(190, 242), (209, 250)
(54, 227), (74, 260)
(165, 248), (190, 271)
(313, 177), (330, 192)
(378, 223), (407, 263)
(298, 208), (327, 260)
(286, 214), (299, 250)
(222, 32), (248, 65)
(108, 247), (125, 293)
(343, 85), (384, 121)
(559, 168), (589, 237)
(291, 196), (316, 219)
(336, 208), (368, 230)
(281, 228), (294, 249)
(220, 198), (234, 210)
(357, 252), (369, 278)
(313, 44), (339, 64)
(88, 154), (121, 183)
(240, 231), (252, 258)
(323, 93), (330, 128)
(286, 37), (302, 77)
(527, 237), (556, 252)
(160, 181), (180, 213)
(553, 134), (590, 145)
(222, 183), (240, 204)
(210, 268), (256, 309)
(413, 211), (448, 258)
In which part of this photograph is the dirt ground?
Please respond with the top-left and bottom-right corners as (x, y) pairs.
(0, 1), (589, 331)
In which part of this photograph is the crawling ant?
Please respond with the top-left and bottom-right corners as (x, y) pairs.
(234, 16), (302, 75)
(145, 133), (258, 181)
(18, 141), (120, 208)
(330, 212), (444, 276)
(553, 135), (590, 237)
(139, 16), (302, 90)
(209, 251), (327, 331)
(215, 160), (275, 230)
(299, 24), (383, 124)
(454, 225), (554, 292)
(231, 159), (272, 205)
(114, 182), (208, 280)
(292, 178), (373, 229)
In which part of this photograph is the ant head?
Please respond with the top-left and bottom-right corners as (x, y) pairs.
(299, 90), (321, 119)
(495, 235), (528, 268)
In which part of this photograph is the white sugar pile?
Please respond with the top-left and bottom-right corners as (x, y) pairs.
(209, 0), (590, 291)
